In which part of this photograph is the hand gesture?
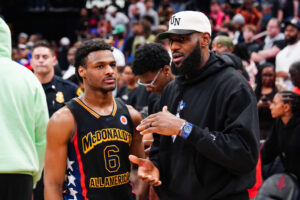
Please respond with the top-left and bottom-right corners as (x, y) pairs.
(136, 106), (185, 136)
(129, 155), (162, 186)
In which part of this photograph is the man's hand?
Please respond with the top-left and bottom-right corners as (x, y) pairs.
(129, 155), (162, 186)
(136, 106), (185, 136)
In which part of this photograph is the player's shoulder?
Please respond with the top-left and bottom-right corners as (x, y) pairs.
(126, 105), (143, 126)
(49, 105), (75, 127)
(48, 106), (76, 142)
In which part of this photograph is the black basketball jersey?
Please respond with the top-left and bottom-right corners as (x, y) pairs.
(64, 97), (136, 200)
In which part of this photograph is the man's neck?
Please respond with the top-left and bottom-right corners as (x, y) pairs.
(83, 88), (114, 108)
(35, 71), (54, 84)
(200, 50), (210, 68)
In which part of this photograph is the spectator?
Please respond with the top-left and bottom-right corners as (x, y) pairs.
(232, 13), (245, 44)
(128, 0), (146, 19)
(220, 20), (237, 41)
(275, 18), (300, 83)
(262, 18), (284, 51)
(209, 0), (230, 31)
(117, 63), (150, 112)
(18, 32), (28, 45)
(75, 8), (89, 41)
(255, 63), (278, 140)
(57, 37), (71, 72)
(212, 35), (234, 54)
(261, 91), (300, 181)
(236, 0), (262, 27)
(124, 20), (155, 60)
(157, 0), (173, 25)
(278, 0), (299, 22)
(62, 46), (77, 82)
(112, 24), (127, 51)
(251, 18), (285, 65)
(0, 17), (48, 200)
(242, 24), (260, 54)
(289, 61), (300, 95)
(233, 43), (257, 86)
(144, 0), (159, 31)
(221, 1), (236, 18)
(105, 5), (129, 29)
(260, 0), (282, 29)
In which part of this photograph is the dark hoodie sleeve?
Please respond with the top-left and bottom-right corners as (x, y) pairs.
(260, 124), (279, 165)
(186, 85), (260, 174)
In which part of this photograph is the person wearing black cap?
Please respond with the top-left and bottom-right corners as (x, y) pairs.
(275, 18), (300, 83)
(129, 10), (260, 200)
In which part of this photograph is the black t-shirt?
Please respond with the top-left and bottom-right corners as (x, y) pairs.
(117, 85), (150, 112)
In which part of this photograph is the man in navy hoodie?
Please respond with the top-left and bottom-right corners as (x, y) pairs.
(130, 11), (260, 200)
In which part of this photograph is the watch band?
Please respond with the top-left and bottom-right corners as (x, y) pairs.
(181, 122), (193, 139)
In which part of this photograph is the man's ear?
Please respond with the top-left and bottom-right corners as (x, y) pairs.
(163, 65), (170, 74)
(200, 33), (211, 48)
(78, 66), (86, 79)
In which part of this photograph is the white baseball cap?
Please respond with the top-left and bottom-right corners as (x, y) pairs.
(158, 11), (211, 40)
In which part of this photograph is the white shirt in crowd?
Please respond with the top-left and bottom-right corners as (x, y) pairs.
(276, 40), (300, 73)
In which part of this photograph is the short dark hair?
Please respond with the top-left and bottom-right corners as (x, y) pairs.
(74, 39), (113, 81)
(132, 43), (170, 75)
(289, 61), (300, 87)
(32, 40), (54, 55)
(290, 61), (300, 76)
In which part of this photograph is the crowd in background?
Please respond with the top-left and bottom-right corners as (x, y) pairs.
(2, 0), (300, 198)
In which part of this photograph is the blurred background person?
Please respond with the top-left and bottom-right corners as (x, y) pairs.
(289, 61), (300, 95)
(251, 18), (285, 65)
(261, 91), (300, 181)
(275, 18), (300, 88)
(242, 24), (260, 54)
(254, 63), (278, 140)
(117, 62), (150, 113)
(209, 0), (230, 31)
(233, 43), (257, 86)
(144, 0), (159, 31)
(236, 0), (262, 28)
(212, 35), (234, 54)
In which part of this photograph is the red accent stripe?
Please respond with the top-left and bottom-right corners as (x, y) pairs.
(74, 131), (89, 200)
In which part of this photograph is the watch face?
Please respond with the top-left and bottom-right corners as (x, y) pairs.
(183, 124), (192, 133)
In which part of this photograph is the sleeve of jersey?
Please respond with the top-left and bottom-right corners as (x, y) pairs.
(185, 86), (260, 175)
(32, 83), (49, 188)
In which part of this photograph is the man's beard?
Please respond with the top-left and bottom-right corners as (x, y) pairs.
(171, 42), (202, 76)
(286, 34), (298, 45)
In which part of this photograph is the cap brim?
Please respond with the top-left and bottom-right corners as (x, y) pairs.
(157, 29), (195, 40)
(285, 22), (300, 30)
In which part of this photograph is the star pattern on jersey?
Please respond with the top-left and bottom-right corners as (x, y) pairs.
(67, 158), (75, 171)
(68, 174), (76, 187)
(69, 187), (78, 200)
